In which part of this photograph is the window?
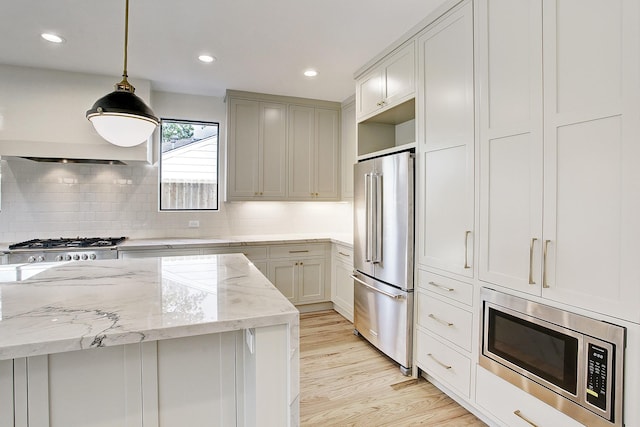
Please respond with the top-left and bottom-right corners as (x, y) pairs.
(159, 119), (219, 211)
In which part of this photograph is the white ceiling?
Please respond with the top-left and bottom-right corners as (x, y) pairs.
(0, 0), (448, 102)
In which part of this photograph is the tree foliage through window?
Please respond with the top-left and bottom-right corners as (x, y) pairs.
(162, 123), (194, 141)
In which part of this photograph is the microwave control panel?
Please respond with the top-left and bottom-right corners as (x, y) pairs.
(586, 343), (609, 412)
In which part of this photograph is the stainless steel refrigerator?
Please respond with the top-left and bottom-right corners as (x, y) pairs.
(352, 150), (414, 375)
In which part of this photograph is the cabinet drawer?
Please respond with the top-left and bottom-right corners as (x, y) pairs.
(332, 244), (353, 264)
(235, 246), (268, 260)
(417, 270), (473, 306)
(416, 329), (471, 397)
(416, 291), (472, 352)
(269, 243), (326, 259)
(476, 366), (585, 427)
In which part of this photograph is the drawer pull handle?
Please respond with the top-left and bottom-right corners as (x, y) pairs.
(513, 410), (538, 427)
(528, 238), (537, 285)
(463, 230), (472, 269)
(427, 281), (454, 292)
(427, 353), (452, 370)
(543, 240), (551, 288)
(428, 313), (453, 327)
(289, 250), (309, 254)
(338, 251), (351, 257)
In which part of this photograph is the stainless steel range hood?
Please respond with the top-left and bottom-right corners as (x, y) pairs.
(20, 157), (126, 165)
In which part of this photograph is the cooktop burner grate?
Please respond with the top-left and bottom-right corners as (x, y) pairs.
(8, 237), (127, 250)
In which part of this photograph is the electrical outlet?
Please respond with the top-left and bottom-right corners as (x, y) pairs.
(188, 220), (200, 228)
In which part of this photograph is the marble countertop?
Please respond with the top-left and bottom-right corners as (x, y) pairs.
(0, 253), (298, 361)
(118, 233), (353, 250)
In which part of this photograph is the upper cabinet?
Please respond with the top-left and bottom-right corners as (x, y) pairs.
(227, 98), (287, 199)
(0, 64), (152, 163)
(288, 106), (339, 200)
(477, 0), (640, 323)
(226, 90), (341, 201)
(355, 42), (417, 159)
(356, 41), (416, 121)
(416, 0), (475, 279)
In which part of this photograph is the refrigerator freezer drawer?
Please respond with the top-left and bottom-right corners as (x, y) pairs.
(353, 274), (413, 370)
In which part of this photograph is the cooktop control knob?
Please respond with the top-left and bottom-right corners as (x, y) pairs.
(65, 254), (72, 261)
(73, 254), (80, 261)
(28, 256), (36, 263)
(82, 254), (88, 260)
(56, 255), (64, 262)
(37, 256), (45, 263)
(89, 253), (97, 260)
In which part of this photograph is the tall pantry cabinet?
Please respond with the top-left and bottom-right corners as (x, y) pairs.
(477, 0), (640, 324)
(414, 0), (476, 402)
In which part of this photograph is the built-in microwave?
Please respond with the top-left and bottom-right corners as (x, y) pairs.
(480, 288), (626, 427)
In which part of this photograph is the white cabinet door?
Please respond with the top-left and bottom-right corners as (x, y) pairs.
(417, 0), (475, 278)
(154, 334), (237, 426)
(24, 346), (144, 427)
(297, 258), (326, 304)
(541, 0), (640, 322)
(356, 68), (385, 119)
(420, 4), (474, 153)
(288, 105), (339, 200)
(314, 108), (339, 200)
(227, 98), (287, 200)
(478, 0), (544, 294)
(269, 260), (297, 303)
(356, 41), (415, 120)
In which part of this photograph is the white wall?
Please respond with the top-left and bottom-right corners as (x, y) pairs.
(0, 90), (353, 243)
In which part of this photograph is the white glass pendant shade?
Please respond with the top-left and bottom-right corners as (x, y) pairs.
(88, 113), (157, 147)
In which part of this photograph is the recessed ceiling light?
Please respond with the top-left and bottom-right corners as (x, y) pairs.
(41, 33), (65, 44)
(198, 55), (216, 63)
(304, 69), (318, 77)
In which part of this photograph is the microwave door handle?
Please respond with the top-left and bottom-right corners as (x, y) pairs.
(373, 174), (382, 264)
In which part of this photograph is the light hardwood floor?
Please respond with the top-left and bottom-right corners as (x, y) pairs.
(300, 310), (487, 426)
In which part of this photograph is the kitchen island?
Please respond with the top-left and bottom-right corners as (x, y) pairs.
(0, 253), (299, 427)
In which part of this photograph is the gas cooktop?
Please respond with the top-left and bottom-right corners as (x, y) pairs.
(6, 237), (127, 264)
(8, 237), (127, 250)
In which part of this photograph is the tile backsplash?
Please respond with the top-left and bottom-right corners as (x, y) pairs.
(0, 157), (353, 243)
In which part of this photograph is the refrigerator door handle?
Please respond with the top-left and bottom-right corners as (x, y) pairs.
(351, 275), (405, 299)
(373, 173), (383, 264)
(365, 173), (373, 262)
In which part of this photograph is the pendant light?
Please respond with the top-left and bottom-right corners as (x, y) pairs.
(86, 0), (158, 147)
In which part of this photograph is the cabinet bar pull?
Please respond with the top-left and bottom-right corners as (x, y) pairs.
(427, 281), (454, 292)
(428, 313), (453, 327)
(528, 238), (537, 285)
(427, 353), (452, 369)
(463, 230), (471, 269)
(543, 240), (551, 288)
(289, 250), (309, 254)
(513, 410), (538, 427)
(338, 252), (350, 257)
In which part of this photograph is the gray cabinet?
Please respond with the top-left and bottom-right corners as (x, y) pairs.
(226, 91), (341, 201)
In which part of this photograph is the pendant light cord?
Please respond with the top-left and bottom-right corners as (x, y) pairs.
(115, 0), (134, 92)
(123, 0), (129, 80)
